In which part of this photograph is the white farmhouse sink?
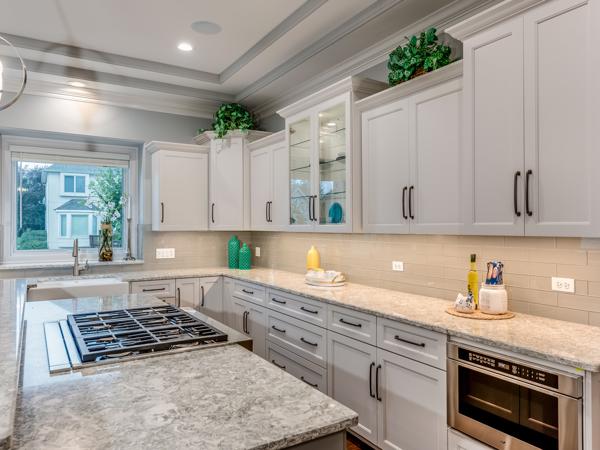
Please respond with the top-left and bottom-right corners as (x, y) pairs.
(27, 277), (129, 301)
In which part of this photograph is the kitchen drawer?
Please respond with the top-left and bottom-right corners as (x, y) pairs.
(267, 341), (327, 394)
(266, 309), (327, 367)
(267, 289), (327, 327)
(233, 280), (266, 306)
(377, 317), (446, 370)
(328, 305), (376, 345)
(130, 279), (176, 299)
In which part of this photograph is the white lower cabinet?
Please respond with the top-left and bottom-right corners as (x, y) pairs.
(448, 429), (493, 450)
(221, 278), (234, 327)
(197, 277), (222, 321)
(232, 296), (267, 359)
(175, 278), (200, 309)
(327, 331), (446, 450)
(267, 340), (327, 394)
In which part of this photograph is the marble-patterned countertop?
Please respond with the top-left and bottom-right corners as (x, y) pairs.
(12, 295), (357, 450)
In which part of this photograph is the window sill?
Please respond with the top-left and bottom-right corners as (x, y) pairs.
(0, 259), (144, 271)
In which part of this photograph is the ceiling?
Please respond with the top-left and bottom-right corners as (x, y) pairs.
(0, 0), (496, 119)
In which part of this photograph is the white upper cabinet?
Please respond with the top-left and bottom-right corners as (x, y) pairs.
(277, 77), (386, 233)
(448, 0), (600, 237)
(249, 131), (287, 230)
(147, 142), (209, 231)
(358, 63), (463, 235)
(197, 130), (269, 231)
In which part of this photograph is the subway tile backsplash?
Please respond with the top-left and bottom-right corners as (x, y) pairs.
(252, 232), (600, 327)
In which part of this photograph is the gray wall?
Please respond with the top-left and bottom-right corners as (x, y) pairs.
(258, 113), (285, 133)
(0, 94), (212, 143)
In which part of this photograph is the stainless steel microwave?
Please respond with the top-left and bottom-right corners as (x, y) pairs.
(447, 342), (583, 450)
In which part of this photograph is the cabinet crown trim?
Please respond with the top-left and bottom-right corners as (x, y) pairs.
(248, 130), (285, 151)
(355, 61), (463, 112)
(276, 76), (386, 119)
(445, 0), (547, 40)
(194, 130), (272, 145)
(145, 141), (208, 155)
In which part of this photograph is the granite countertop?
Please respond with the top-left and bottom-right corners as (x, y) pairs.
(12, 295), (357, 450)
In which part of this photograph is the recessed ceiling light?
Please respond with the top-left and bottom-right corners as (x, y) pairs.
(191, 21), (222, 35)
(68, 81), (86, 88)
(327, 122), (336, 127)
(177, 42), (194, 52)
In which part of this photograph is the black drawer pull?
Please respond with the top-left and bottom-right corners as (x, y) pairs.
(369, 362), (375, 398)
(339, 318), (362, 328)
(241, 289), (254, 295)
(142, 287), (166, 292)
(513, 171), (521, 217)
(300, 306), (318, 315)
(375, 364), (382, 401)
(300, 376), (318, 388)
(394, 335), (425, 348)
(271, 360), (286, 370)
(271, 297), (287, 305)
(300, 337), (318, 347)
(271, 325), (286, 333)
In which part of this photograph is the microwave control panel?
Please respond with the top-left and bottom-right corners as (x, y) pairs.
(458, 348), (559, 389)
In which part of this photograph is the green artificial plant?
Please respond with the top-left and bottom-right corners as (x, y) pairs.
(204, 103), (256, 139)
(387, 27), (452, 86)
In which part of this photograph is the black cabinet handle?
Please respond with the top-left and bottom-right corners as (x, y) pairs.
(311, 195), (318, 222)
(402, 186), (408, 220)
(211, 203), (215, 223)
(308, 196), (313, 221)
(339, 318), (362, 328)
(243, 311), (249, 334)
(200, 285), (205, 307)
(300, 337), (318, 347)
(300, 376), (318, 388)
(266, 201), (269, 222)
(242, 289), (254, 295)
(375, 364), (382, 401)
(394, 335), (425, 348)
(142, 287), (166, 292)
(369, 362), (375, 398)
(300, 306), (318, 315)
(160, 202), (165, 223)
(272, 360), (286, 370)
(526, 169), (533, 217)
(271, 325), (286, 333)
(271, 297), (286, 305)
(176, 287), (181, 307)
(408, 186), (415, 219)
(513, 171), (522, 217)
(268, 201), (272, 222)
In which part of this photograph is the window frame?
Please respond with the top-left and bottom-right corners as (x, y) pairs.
(61, 173), (89, 196)
(1, 135), (140, 263)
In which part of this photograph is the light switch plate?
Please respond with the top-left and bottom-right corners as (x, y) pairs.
(255, 247), (261, 257)
(552, 277), (575, 293)
(392, 261), (404, 272)
(156, 248), (175, 259)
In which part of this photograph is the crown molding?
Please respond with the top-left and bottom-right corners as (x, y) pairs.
(355, 61), (463, 111)
(445, 0), (547, 40)
(193, 130), (272, 145)
(248, 130), (285, 151)
(144, 141), (209, 155)
(251, 0), (498, 119)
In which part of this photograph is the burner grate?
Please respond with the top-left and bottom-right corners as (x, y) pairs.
(67, 305), (227, 362)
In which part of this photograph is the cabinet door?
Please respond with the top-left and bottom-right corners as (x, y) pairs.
(377, 349), (446, 450)
(361, 99), (410, 233)
(198, 277), (222, 321)
(175, 278), (200, 309)
(210, 139), (244, 230)
(288, 115), (314, 230)
(271, 143), (289, 229)
(524, 0), (600, 237)
(233, 297), (267, 359)
(327, 332), (378, 445)
(409, 79), (462, 234)
(152, 151), (208, 231)
(462, 18), (525, 235)
(250, 147), (272, 230)
(221, 278), (234, 327)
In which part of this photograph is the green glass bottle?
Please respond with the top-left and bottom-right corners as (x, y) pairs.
(239, 243), (251, 270)
(228, 235), (240, 269)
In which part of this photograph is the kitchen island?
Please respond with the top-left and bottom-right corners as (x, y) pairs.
(10, 294), (357, 450)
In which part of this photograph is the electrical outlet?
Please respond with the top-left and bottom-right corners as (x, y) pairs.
(156, 248), (175, 259)
(552, 277), (575, 293)
(392, 261), (404, 272)
(255, 246), (261, 257)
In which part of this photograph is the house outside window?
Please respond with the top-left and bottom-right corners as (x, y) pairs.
(1, 135), (139, 262)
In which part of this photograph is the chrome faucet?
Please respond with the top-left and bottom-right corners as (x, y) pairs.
(72, 238), (89, 277)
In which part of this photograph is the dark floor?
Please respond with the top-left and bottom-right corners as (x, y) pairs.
(346, 433), (375, 450)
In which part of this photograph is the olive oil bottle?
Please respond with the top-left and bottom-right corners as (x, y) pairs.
(467, 254), (479, 308)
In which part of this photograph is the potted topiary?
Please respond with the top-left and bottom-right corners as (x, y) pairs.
(199, 103), (256, 138)
(387, 27), (452, 86)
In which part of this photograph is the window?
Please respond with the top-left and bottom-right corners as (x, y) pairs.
(2, 135), (139, 262)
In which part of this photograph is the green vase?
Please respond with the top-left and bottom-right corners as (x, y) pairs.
(239, 243), (251, 270)
(228, 235), (240, 269)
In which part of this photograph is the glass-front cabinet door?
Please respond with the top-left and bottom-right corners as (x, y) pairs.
(317, 101), (348, 227)
(288, 116), (313, 227)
